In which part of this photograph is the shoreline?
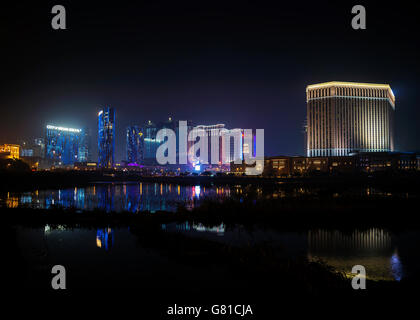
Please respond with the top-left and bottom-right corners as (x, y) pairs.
(1, 170), (420, 193)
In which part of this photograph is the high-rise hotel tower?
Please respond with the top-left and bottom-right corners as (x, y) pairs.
(306, 81), (395, 157)
(98, 107), (115, 168)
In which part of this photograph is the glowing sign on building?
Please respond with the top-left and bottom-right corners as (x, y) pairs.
(46, 125), (82, 133)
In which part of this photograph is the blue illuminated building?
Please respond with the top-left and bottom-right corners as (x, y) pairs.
(141, 117), (192, 166)
(78, 128), (90, 162)
(45, 125), (88, 165)
(126, 125), (143, 164)
(98, 107), (115, 168)
(142, 118), (177, 165)
(142, 120), (160, 165)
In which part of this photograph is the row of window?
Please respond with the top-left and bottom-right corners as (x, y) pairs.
(307, 99), (393, 152)
(308, 87), (389, 99)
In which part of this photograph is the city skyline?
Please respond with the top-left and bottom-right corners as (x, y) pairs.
(0, 79), (414, 165)
(2, 1), (420, 302)
(1, 2), (420, 162)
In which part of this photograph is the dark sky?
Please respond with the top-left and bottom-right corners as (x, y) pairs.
(1, 0), (419, 161)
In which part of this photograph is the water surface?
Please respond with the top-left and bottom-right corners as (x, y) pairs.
(0, 182), (410, 213)
(16, 224), (420, 284)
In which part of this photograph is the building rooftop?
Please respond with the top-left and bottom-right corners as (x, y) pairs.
(307, 81), (392, 90)
(306, 81), (395, 106)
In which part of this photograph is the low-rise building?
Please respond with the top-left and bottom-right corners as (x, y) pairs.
(0, 144), (20, 159)
(263, 156), (291, 177)
(254, 152), (420, 177)
(354, 152), (418, 172)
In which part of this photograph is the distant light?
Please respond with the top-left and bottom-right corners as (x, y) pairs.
(194, 165), (201, 171)
(98, 111), (103, 116)
(144, 138), (161, 142)
(46, 125), (81, 133)
(194, 185), (201, 197)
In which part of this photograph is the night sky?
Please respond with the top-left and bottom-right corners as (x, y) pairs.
(1, 1), (419, 161)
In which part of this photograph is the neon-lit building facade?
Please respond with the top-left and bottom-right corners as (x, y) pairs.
(78, 129), (90, 162)
(45, 125), (87, 165)
(306, 81), (395, 157)
(126, 125), (143, 164)
(98, 107), (115, 168)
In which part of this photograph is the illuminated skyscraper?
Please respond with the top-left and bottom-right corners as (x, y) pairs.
(142, 117), (178, 166)
(77, 128), (90, 162)
(142, 120), (159, 166)
(126, 125), (143, 164)
(45, 125), (86, 165)
(306, 81), (395, 157)
(98, 107), (115, 168)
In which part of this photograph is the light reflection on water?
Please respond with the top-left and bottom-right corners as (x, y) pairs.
(1, 183), (233, 213)
(161, 222), (225, 236)
(307, 229), (402, 281)
(30, 224), (411, 282)
(96, 228), (114, 251)
(164, 224), (405, 281)
(5, 182), (417, 283)
(390, 251), (403, 281)
(0, 183), (403, 213)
